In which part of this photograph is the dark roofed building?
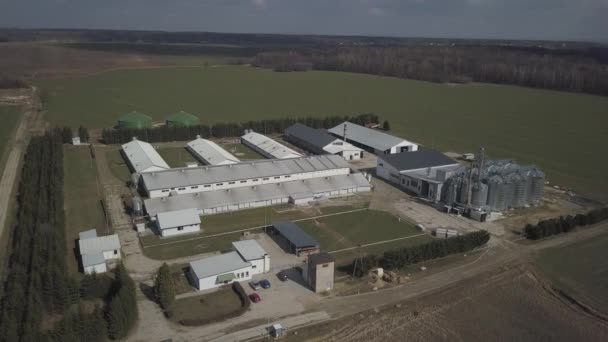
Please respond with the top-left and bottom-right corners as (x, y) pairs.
(377, 149), (463, 203)
(304, 252), (335, 293)
(269, 221), (320, 256)
(284, 123), (363, 161)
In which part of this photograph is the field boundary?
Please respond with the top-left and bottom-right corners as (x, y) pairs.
(329, 233), (428, 254)
(140, 208), (368, 249)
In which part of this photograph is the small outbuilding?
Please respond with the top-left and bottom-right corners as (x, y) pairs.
(269, 221), (320, 256)
(188, 252), (253, 291)
(117, 111), (153, 129)
(78, 229), (121, 275)
(166, 111), (200, 127)
(232, 240), (270, 275)
(303, 252), (335, 293)
(155, 208), (201, 237)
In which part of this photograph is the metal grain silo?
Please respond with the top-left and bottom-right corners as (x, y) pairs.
(527, 168), (545, 204)
(487, 175), (506, 211)
(471, 182), (489, 207)
(511, 173), (528, 208)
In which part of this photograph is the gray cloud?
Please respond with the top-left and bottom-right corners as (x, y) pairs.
(0, 0), (606, 41)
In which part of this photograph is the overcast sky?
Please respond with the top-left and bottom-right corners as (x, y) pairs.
(1, 0), (607, 42)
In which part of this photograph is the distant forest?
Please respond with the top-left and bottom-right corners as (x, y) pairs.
(2, 28), (607, 95)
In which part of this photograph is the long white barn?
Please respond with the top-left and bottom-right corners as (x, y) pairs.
(144, 173), (371, 217)
(241, 131), (302, 159)
(121, 138), (170, 173)
(328, 122), (418, 155)
(187, 137), (240, 165)
(140, 154), (351, 198)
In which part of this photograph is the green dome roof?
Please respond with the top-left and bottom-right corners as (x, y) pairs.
(166, 111), (200, 127)
(117, 111), (152, 129)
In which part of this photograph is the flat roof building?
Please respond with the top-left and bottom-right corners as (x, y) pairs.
(78, 230), (121, 275)
(140, 154), (352, 198)
(377, 149), (461, 203)
(187, 137), (240, 166)
(155, 208), (201, 237)
(144, 173), (371, 217)
(269, 221), (320, 256)
(241, 131), (302, 159)
(284, 123), (363, 161)
(232, 240), (270, 275)
(328, 122), (418, 155)
(121, 138), (170, 174)
(304, 252), (335, 293)
(188, 251), (252, 291)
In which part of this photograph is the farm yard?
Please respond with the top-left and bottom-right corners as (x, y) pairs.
(156, 147), (198, 168)
(32, 65), (608, 202)
(535, 228), (608, 315)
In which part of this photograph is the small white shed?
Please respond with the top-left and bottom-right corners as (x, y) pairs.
(156, 208), (201, 237)
(78, 229), (121, 274)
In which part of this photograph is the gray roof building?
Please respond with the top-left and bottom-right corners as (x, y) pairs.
(328, 122), (418, 154)
(272, 221), (319, 249)
(187, 138), (240, 165)
(190, 251), (251, 279)
(241, 131), (302, 159)
(156, 208), (201, 230)
(308, 252), (334, 266)
(82, 253), (106, 268)
(121, 138), (170, 173)
(79, 234), (121, 256)
(232, 240), (268, 261)
(141, 154), (350, 191)
(284, 123), (336, 149)
(379, 149), (459, 171)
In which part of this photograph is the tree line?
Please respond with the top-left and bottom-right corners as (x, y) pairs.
(0, 129), (137, 341)
(351, 230), (490, 277)
(0, 74), (28, 89)
(101, 113), (380, 144)
(252, 46), (608, 96)
(524, 207), (608, 240)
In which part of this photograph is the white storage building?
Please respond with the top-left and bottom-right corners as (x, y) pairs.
(155, 208), (201, 237)
(241, 131), (302, 159)
(376, 149), (462, 203)
(187, 137), (240, 165)
(78, 229), (121, 275)
(141, 154), (352, 198)
(189, 252), (253, 291)
(121, 138), (170, 173)
(284, 123), (363, 161)
(144, 173), (371, 217)
(328, 122), (418, 155)
(232, 240), (270, 275)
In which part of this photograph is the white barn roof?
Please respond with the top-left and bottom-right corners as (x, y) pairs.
(232, 240), (267, 261)
(121, 139), (170, 173)
(156, 208), (201, 230)
(190, 251), (251, 279)
(328, 122), (415, 152)
(187, 138), (240, 165)
(79, 234), (121, 256)
(241, 132), (302, 159)
(79, 229), (98, 240)
(141, 154), (350, 191)
(82, 253), (105, 267)
(144, 173), (371, 216)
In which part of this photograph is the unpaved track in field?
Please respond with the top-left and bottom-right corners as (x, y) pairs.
(0, 88), (38, 245)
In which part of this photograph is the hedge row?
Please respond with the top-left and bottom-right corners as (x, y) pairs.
(101, 113), (380, 144)
(178, 282), (251, 326)
(525, 207), (608, 240)
(351, 230), (490, 277)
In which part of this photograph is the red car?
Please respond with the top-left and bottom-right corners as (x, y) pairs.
(249, 293), (261, 303)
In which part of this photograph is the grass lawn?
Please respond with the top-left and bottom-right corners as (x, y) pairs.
(297, 209), (431, 266)
(0, 106), (21, 168)
(140, 204), (368, 260)
(535, 229), (608, 315)
(218, 142), (265, 160)
(156, 147), (198, 168)
(63, 145), (107, 274)
(171, 287), (243, 325)
(33, 66), (608, 202)
(104, 148), (131, 183)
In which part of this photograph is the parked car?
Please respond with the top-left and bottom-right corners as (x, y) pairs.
(249, 281), (261, 291)
(249, 293), (261, 303)
(277, 271), (288, 281)
(260, 279), (271, 289)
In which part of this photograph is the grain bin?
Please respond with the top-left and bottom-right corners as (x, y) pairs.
(471, 182), (489, 207)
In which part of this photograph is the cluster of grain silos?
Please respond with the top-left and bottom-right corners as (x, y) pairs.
(442, 160), (544, 212)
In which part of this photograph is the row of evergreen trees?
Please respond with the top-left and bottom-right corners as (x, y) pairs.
(101, 113), (381, 144)
(0, 129), (136, 341)
(155, 263), (176, 317)
(351, 230), (490, 277)
(525, 207), (608, 240)
(56, 126), (90, 144)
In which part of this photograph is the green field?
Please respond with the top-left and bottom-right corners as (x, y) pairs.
(63, 145), (107, 273)
(157, 147), (198, 168)
(0, 106), (21, 167)
(535, 229), (608, 315)
(171, 288), (243, 325)
(33, 66), (608, 201)
(298, 209), (431, 266)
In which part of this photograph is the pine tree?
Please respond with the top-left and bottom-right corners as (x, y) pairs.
(155, 263), (176, 314)
(382, 120), (390, 131)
